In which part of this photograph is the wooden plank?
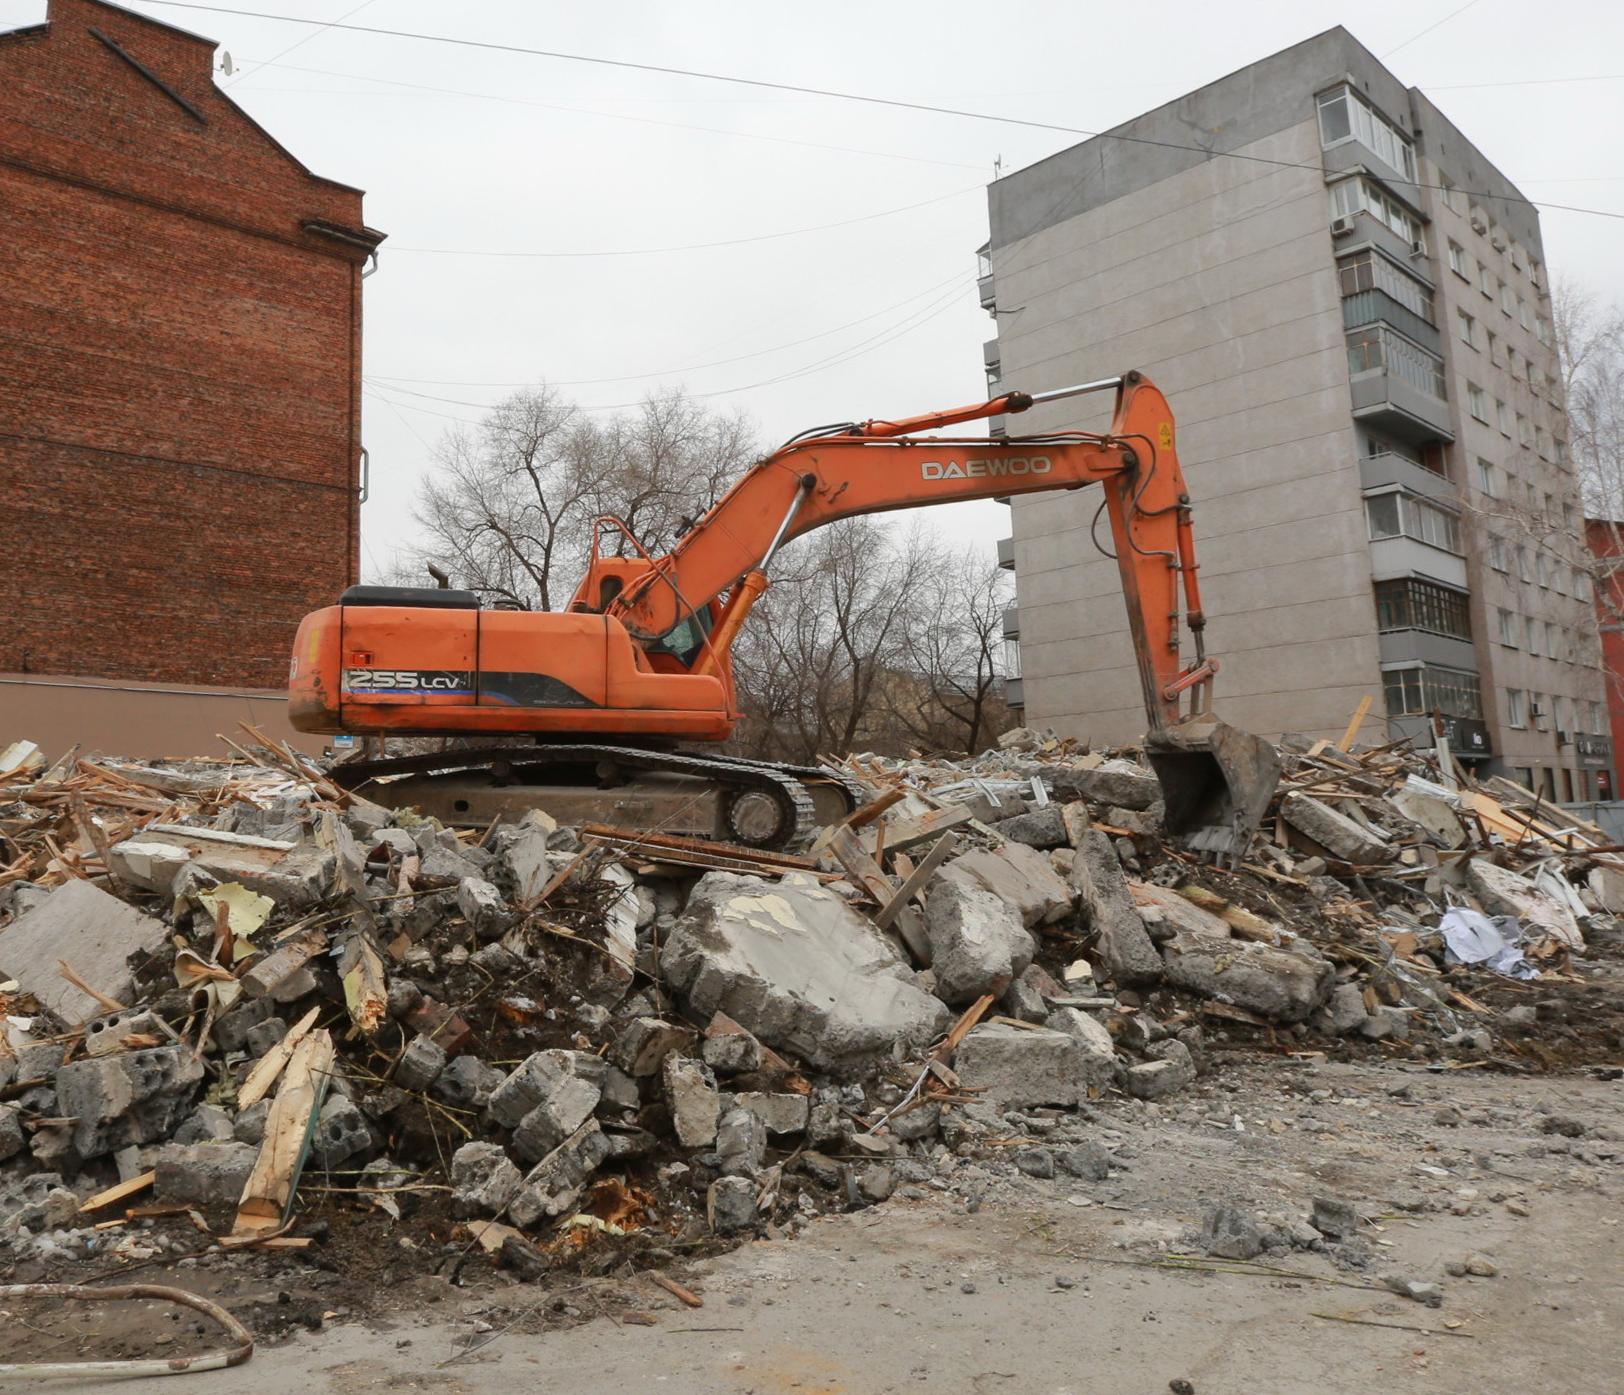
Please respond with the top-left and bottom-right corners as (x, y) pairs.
(873, 833), (960, 931)
(881, 804), (973, 854)
(237, 1006), (320, 1110)
(232, 1027), (336, 1238)
(1337, 695), (1373, 752)
(826, 825), (896, 905)
(579, 823), (816, 871)
(78, 1170), (155, 1214)
(841, 787), (907, 831)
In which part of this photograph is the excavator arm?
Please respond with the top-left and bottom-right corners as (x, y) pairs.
(611, 371), (1213, 731)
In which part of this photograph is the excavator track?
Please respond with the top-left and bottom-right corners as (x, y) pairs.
(328, 744), (823, 851)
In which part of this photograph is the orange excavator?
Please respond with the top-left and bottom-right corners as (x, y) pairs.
(289, 371), (1277, 853)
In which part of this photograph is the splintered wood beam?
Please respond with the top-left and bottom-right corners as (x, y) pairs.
(826, 825), (896, 905)
(873, 833), (960, 930)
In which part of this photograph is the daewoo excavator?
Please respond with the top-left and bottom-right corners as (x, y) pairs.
(289, 371), (1278, 854)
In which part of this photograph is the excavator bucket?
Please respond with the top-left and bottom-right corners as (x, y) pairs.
(1144, 714), (1281, 857)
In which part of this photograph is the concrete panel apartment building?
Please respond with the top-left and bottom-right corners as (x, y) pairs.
(982, 27), (1613, 802)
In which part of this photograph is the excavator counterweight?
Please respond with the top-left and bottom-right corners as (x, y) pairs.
(290, 372), (1274, 853)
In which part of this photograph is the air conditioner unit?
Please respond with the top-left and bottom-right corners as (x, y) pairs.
(1331, 216), (1357, 237)
(1470, 213), (1488, 234)
(1491, 235), (1506, 252)
(1409, 239), (1427, 257)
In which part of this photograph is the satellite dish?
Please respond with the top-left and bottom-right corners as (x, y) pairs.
(219, 50), (234, 76)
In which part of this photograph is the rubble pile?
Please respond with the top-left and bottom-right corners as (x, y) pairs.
(0, 721), (1620, 1286)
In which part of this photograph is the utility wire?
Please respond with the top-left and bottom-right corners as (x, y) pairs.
(391, 185), (980, 257)
(368, 267), (970, 389)
(222, 0), (375, 86)
(1382, 0), (1485, 60)
(133, 2), (1624, 221)
(221, 55), (986, 171)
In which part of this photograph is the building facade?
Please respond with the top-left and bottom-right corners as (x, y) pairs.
(1585, 517), (1624, 798)
(0, 0), (382, 754)
(983, 27), (1612, 800)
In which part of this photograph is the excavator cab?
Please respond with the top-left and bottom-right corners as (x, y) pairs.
(1145, 714), (1281, 857)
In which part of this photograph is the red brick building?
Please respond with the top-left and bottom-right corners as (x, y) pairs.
(0, 0), (381, 753)
(1585, 517), (1624, 799)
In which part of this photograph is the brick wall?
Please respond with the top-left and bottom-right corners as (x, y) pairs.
(0, 0), (380, 690)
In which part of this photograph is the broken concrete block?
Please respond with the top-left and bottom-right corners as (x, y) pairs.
(489, 1050), (607, 1131)
(54, 1047), (205, 1159)
(456, 876), (512, 942)
(233, 1101), (270, 1147)
(1049, 760), (1162, 811)
(1468, 859), (1584, 950)
(243, 1017), (288, 1058)
(1281, 792), (1389, 864)
(1000, 964), (1052, 1022)
(952, 1023), (1097, 1109)
(450, 1140), (523, 1217)
(311, 1093), (375, 1169)
(154, 1141), (258, 1206)
(991, 806), (1067, 849)
(702, 1029), (763, 1076)
(513, 1071), (605, 1165)
(433, 1056), (505, 1111)
(0, 1105), (23, 1162)
(1328, 983), (1370, 1035)
(508, 1120), (612, 1228)
(940, 843), (1072, 928)
(663, 1055), (720, 1148)
(1044, 1008), (1117, 1094)
(708, 1175), (757, 1233)
(716, 1106), (768, 1177)
(394, 1035), (448, 1093)
(611, 1018), (693, 1077)
(106, 839), (193, 894)
(1070, 831), (1162, 986)
(145, 823), (336, 908)
(730, 1091), (810, 1136)
(173, 1104), (234, 1145)
(1201, 1203), (1264, 1259)
(923, 876), (1035, 1005)
(1059, 801), (1092, 848)
(660, 872), (949, 1074)
(1159, 929), (1333, 1023)
(0, 879), (169, 1026)
(1128, 882), (1233, 941)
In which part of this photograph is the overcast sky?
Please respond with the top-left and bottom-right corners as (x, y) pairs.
(14, 0), (1622, 581)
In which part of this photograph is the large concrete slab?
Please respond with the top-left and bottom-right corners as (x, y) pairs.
(0, 879), (169, 1025)
(660, 872), (950, 1074)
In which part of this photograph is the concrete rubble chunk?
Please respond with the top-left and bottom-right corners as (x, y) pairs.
(660, 872), (950, 1073)
(433, 1056), (505, 1111)
(311, 1093), (375, 1169)
(106, 839), (193, 894)
(952, 1023), (1098, 1109)
(1328, 983), (1370, 1035)
(0, 1105), (24, 1162)
(663, 1055), (720, 1148)
(702, 1029), (763, 1076)
(1049, 760), (1162, 811)
(513, 1074), (605, 1164)
(1128, 1039), (1196, 1100)
(730, 1091), (810, 1136)
(991, 806), (1067, 849)
(450, 1140), (523, 1217)
(1070, 832), (1163, 986)
(716, 1106), (768, 1177)
(173, 1104), (234, 1145)
(0, 879), (169, 1026)
(456, 876), (512, 942)
(1128, 882), (1232, 940)
(940, 843), (1072, 928)
(1201, 1203), (1264, 1259)
(708, 1174), (757, 1233)
(488, 1050), (606, 1130)
(154, 1141), (258, 1206)
(54, 1046), (205, 1159)
(394, 1035), (448, 1093)
(611, 1018), (692, 1077)
(1281, 792), (1390, 865)
(1160, 929), (1334, 1024)
(1044, 1007), (1118, 1094)
(1468, 859), (1584, 950)
(508, 1120), (612, 1228)
(923, 876), (1035, 1005)
(497, 809), (558, 904)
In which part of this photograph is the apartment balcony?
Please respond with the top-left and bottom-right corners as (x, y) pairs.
(977, 272), (996, 311)
(1342, 288), (1442, 357)
(996, 536), (1015, 570)
(1358, 450), (1455, 506)
(1002, 676), (1024, 709)
(1002, 604), (1019, 639)
(1389, 714), (1491, 761)
(1346, 325), (1454, 445)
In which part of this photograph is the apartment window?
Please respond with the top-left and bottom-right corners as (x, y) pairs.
(1507, 688), (1528, 728)
(1497, 399), (1512, 435)
(1345, 326), (1447, 398)
(1338, 250), (1434, 323)
(1575, 568), (1592, 602)
(1488, 331), (1502, 368)
(1557, 695), (1573, 732)
(1594, 701), (1607, 736)
(1536, 551), (1551, 588)
(1480, 263), (1495, 298)
(1525, 480), (1539, 512)
(1538, 426), (1552, 460)
(1455, 308), (1476, 348)
(1517, 412), (1532, 447)
(1519, 297), (1533, 331)
(1554, 560), (1568, 595)
(1467, 383), (1489, 422)
(1556, 438), (1570, 467)
(1475, 458), (1498, 496)
(1317, 86), (1416, 178)
(1364, 490), (1464, 552)
(1441, 175), (1463, 214)
(1546, 621), (1558, 657)
(1447, 239), (1468, 277)
(1526, 615), (1541, 654)
(1383, 664), (1482, 719)
(1517, 545), (1533, 583)
(1529, 256), (1543, 287)
(1501, 281), (1516, 317)
(1537, 315), (1552, 346)
(1329, 177), (1423, 246)
(1488, 534), (1508, 571)
(1496, 608), (1518, 647)
(1374, 577), (1472, 639)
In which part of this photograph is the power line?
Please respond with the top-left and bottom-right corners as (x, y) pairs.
(222, 0), (375, 86)
(391, 185), (980, 257)
(131, 3), (1624, 221)
(1382, 0), (1485, 60)
(368, 268), (970, 388)
(223, 56), (986, 171)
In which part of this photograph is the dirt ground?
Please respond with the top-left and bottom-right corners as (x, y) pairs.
(7, 1052), (1620, 1394)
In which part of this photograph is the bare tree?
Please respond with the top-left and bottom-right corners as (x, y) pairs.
(885, 544), (1014, 754)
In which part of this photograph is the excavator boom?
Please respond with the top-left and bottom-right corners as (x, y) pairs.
(289, 371), (1277, 853)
